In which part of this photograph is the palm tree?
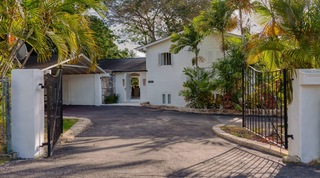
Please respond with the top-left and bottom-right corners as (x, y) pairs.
(227, 0), (252, 38)
(170, 24), (205, 68)
(247, 0), (320, 70)
(0, 0), (105, 78)
(193, 0), (237, 59)
(246, 0), (320, 103)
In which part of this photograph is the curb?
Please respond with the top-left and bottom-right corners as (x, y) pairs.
(141, 103), (242, 115)
(61, 117), (92, 142)
(212, 124), (288, 157)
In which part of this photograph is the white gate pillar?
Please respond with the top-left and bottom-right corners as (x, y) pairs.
(11, 69), (44, 158)
(288, 69), (320, 163)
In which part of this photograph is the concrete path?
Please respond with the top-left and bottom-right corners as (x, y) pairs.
(0, 106), (319, 177)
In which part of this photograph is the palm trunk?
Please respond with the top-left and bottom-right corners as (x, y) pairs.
(221, 32), (226, 59)
(239, 8), (244, 39)
(195, 50), (199, 68)
(21, 48), (34, 68)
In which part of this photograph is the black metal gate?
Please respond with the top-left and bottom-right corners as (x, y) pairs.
(242, 66), (289, 149)
(0, 77), (11, 154)
(44, 69), (63, 157)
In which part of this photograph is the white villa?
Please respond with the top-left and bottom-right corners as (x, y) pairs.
(25, 32), (238, 108)
(135, 33), (237, 107)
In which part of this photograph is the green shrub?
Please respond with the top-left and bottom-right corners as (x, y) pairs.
(104, 94), (119, 104)
(180, 67), (216, 109)
(212, 37), (244, 108)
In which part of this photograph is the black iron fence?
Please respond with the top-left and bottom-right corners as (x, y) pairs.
(0, 77), (11, 154)
(242, 66), (289, 149)
(44, 69), (63, 157)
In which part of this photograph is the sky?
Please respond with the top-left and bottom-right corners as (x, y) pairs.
(116, 40), (146, 57)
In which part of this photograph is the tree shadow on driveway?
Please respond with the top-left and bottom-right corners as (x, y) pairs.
(167, 147), (320, 178)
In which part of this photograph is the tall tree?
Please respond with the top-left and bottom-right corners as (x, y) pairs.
(193, 0), (237, 59)
(227, 0), (253, 38)
(247, 0), (320, 70)
(170, 24), (205, 68)
(246, 0), (320, 103)
(89, 16), (129, 59)
(105, 0), (211, 45)
(0, 0), (105, 78)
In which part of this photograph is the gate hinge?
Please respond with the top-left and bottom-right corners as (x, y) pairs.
(287, 135), (294, 139)
(39, 83), (45, 89)
(40, 142), (48, 147)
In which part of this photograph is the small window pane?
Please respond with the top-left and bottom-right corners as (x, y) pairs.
(168, 94), (171, 104)
(159, 52), (172, 66)
(162, 94), (166, 104)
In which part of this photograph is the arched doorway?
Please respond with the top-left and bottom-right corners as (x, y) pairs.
(130, 73), (140, 99)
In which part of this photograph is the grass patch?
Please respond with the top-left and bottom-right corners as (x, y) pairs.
(220, 125), (265, 141)
(0, 157), (10, 165)
(63, 118), (79, 132)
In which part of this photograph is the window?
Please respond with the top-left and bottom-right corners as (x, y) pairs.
(167, 94), (171, 104)
(162, 94), (166, 104)
(162, 93), (172, 104)
(159, 52), (172, 65)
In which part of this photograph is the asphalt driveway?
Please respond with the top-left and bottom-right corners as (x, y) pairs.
(0, 106), (320, 177)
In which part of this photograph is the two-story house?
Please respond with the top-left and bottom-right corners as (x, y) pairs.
(136, 32), (238, 107)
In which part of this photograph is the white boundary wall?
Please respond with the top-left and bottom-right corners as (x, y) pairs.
(288, 69), (320, 163)
(11, 69), (44, 158)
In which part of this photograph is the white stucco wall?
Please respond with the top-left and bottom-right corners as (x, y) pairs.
(145, 34), (224, 107)
(114, 72), (147, 103)
(288, 69), (320, 163)
(63, 74), (107, 106)
(11, 69), (44, 158)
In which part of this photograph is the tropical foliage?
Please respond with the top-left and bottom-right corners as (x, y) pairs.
(105, 0), (211, 45)
(170, 24), (205, 68)
(0, 0), (105, 78)
(212, 37), (244, 108)
(193, 0), (237, 59)
(247, 0), (320, 70)
(179, 67), (216, 109)
(89, 16), (130, 59)
(227, 0), (253, 37)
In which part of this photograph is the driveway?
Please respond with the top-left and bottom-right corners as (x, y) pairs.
(0, 106), (320, 177)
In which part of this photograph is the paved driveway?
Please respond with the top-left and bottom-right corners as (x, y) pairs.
(0, 106), (320, 177)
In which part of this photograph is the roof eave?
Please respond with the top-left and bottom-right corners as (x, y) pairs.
(135, 31), (241, 51)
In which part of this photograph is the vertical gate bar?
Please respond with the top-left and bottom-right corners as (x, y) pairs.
(280, 70), (284, 146)
(272, 72), (277, 143)
(46, 76), (51, 157)
(279, 70), (283, 146)
(242, 63), (245, 128)
(1, 79), (4, 153)
(267, 71), (271, 140)
(59, 71), (63, 134)
(5, 78), (11, 153)
(252, 68), (254, 130)
(283, 69), (288, 149)
(261, 71), (263, 134)
(271, 71), (281, 143)
(279, 70), (283, 147)
(272, 70), (281, 144)
(261, 72), (264, 136)
(248, 69), (254, 130)
(267, 72), (269, 137)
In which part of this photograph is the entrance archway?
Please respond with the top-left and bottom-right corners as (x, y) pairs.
(130, 73), (140, 99)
